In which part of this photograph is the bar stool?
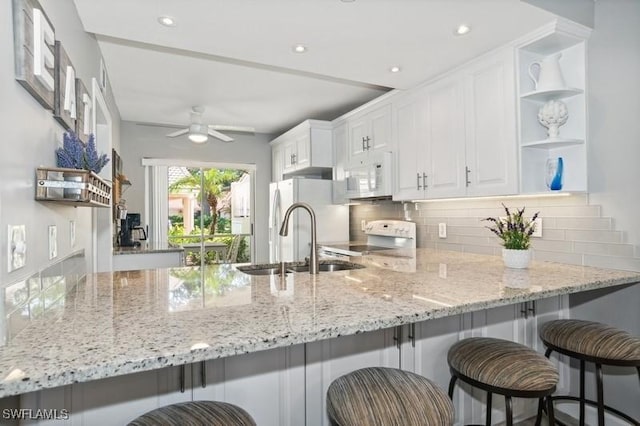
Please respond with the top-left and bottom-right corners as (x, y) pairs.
(540, 319), (640, 425)
(128, 400), (256, 426)
(326, 367), (454, 426)
(447, 337), (558, 426)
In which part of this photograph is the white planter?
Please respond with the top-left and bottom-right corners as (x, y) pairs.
(502, 248), (531, 269)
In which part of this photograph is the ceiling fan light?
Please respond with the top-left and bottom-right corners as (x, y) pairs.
(188, 133), (208, 143)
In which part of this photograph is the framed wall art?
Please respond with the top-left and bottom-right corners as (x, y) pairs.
(53, 41), (76, 130)
(12, 0), (56, 109)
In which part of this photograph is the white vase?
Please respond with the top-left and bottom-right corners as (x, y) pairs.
(502, 248), (531, 269)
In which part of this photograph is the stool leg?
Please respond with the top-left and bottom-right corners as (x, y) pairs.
(486, 392), (492, 426)
(505, 395), (513, 426)
(546, 395), (556, 425)
(448, 375), (457, 399)
(534, 398), (544, 426)
(578, 359), (585, 426)
(596, 363), (605, 426)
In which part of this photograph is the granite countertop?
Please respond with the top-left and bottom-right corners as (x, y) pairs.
(0, 248), (638, 397)
(113, 241), (184, 255)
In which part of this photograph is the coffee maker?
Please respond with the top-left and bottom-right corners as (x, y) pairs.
(118, 213), (147, 247)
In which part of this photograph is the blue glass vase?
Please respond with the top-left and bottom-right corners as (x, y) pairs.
(545, 157), (564, 191)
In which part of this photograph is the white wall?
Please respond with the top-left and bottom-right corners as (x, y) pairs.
(118, 122), (272, 263)
(0, 0), (120, 285)
(587, 0), (640, 251)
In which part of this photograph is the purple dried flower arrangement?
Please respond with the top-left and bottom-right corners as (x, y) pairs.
(483, 204), (539, 250)
(55, 131), (109, 174)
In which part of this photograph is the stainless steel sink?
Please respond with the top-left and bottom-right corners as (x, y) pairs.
(236, 261), (364, 276)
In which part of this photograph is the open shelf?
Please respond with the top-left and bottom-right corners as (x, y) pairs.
(520, 87), (583, 102)
(522, 138), (584, 149)
(35, 167), (112, 208)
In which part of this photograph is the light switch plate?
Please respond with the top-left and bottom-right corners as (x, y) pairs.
(8, 225), (26, 272)
(531, 217), (543, 238)
(48, 225), (57, 259)
(438, 223), (447, 238)
(69, 220), (76, 247)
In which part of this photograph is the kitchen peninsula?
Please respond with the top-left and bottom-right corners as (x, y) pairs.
(2, 248), (638, 424)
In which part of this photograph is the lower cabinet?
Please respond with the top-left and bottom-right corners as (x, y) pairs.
(16, 296), (568, 426)
(305, 327), (398, 426)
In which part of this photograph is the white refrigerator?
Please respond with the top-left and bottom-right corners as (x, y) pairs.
(269, 178), (348, 263)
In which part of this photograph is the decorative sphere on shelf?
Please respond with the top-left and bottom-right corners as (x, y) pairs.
(537, 99), (568, 139)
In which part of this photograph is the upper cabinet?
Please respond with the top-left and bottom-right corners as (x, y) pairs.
(347, 103), (392, 164)
(394, 47), (517, 201)
(516, 21), (590, 193)
(270, 120), (333, 181)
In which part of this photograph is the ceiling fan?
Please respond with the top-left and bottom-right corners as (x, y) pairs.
(166, 106), (255, 143)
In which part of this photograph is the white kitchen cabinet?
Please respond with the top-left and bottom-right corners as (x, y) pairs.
(347, 103), (392, 164)
(20, 365), (191, 426)
(270, 120), (333, 180)
(463, 49), (518, 197)
(399, 295), (569, 425)
(305, 328), (398, 426)
(112, 251), (184, 272)
(194, 346), (306, 426)
(517, 22), (590, 193)
(394, 47), (517, 201)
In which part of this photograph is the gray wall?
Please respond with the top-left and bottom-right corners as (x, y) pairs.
(118, 122), (272, 262)
(0, 0), (120, 286)
(588, 0), (640, 254)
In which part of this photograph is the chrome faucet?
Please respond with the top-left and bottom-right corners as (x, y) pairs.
(279, 202), (319, 274)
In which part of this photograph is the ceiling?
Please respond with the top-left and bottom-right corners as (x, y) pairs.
(73, 0), (555, 136)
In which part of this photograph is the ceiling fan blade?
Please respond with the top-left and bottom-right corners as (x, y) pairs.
(166, 128), (189, 137)
(208, 129), (234, 142)
(208, 125), (255, 134)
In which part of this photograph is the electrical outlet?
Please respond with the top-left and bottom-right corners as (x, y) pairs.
(49, 225), (57, 260)
(531, 217), (543, 238)
(438, 223), (447, 238)
(439, 263), (447, 278)
(7, 225), (26, 272)
(69, 220), (76, 247)
(361, 220), (366, 231)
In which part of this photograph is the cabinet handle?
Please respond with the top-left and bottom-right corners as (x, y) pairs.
(465, 166), (471, 187)
(292, 153), (296, 164)
(422, 173), (427, 189)
(393, 326), (402, 350)
(179, 364), (185, 393)
(365, 136), (371, 150)
(200, 360), (207, 388)
(408, 323), (416, 348)
(520, 302), (529, 319)
(362, 137), (366, 151)
(529, 300), (536, 316)
(416, 173), (422, 190)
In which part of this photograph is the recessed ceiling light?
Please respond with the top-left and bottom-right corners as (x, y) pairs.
(389, 66), (401, 73)
(158, 16), (176, 27)
(292, 44), (307, 53)
(455, 24), (471, 36)
(340, 0), (356, 2)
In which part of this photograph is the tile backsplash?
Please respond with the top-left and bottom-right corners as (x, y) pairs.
(1, 250), (86, 345)
(350, 194), (640, 272)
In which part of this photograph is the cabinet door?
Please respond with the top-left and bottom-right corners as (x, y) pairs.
(347, 114), (368, 162)
(425, 78), (466, 198)
(19, 365), (192, 426)
(282, 141), (297, 174)
(305, 328), (398, 426)
(294, 132), (310, 169)
(368, 103), (392, 152)
(464, 52), (518, 197)
(393, 92), (427, 201)
(332, 122), (348, 204)
(193, 346), (306, 426)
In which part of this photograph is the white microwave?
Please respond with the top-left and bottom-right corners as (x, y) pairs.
(344, 152), (392, 199)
